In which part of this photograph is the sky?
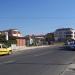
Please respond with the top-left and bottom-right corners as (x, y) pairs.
(0, 0), (75, 35)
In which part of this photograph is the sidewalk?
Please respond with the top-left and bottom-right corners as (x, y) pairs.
(62, 61), (75, 75)
(12, 45), (56, 53)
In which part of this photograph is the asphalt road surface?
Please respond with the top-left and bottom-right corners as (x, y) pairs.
(0, 45), (75, 75)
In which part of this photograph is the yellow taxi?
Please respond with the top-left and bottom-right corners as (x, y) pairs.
(0, 44), (12, 55)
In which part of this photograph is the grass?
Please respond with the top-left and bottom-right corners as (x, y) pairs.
(54, 42), (64, 46)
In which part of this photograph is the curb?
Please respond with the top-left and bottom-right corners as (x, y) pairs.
(12, 45), (54, 53)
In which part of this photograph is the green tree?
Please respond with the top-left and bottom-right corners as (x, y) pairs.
(0, 35), (17, 47)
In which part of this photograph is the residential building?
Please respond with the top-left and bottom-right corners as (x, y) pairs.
(34, 35), (46, 46)
(0, 29), (26, 47)
(7, 29), (25, 46)
(16, 37), (26, 46)
(25, 34), (46, 46)
(5, 29), (22, 37)
(54, 28), (75, 41)
(0, 29), (22, 37)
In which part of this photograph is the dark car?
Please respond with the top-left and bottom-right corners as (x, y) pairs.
(64, 40), (75, 49)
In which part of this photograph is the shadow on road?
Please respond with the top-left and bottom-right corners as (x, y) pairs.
(58, 47), (75, 51)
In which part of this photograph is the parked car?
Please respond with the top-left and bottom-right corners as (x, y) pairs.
(0, 44), (12, 55)
(64, 40), (75, 49)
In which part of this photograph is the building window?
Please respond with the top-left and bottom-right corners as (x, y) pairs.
(18, 32), (20, 34)
(66, 35), (73, 38)
(13, 31), (17, 34)
(66, 32), (73, 34)
(12, 31), (20, 34)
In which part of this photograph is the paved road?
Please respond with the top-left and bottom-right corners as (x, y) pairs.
(0, 45), (75, 75)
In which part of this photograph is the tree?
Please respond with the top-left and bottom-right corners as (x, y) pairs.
(0, 35), (17, 47)
(45, 33), (55, 44)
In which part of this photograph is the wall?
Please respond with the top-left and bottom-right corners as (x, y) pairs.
(16, 38), (26, 46)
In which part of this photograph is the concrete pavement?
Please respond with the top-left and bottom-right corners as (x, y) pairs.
(11, 45), (75, 75)
(12, 45), (57, 53)
(0, 46), (75, 75)
(62, 58), (75, 75)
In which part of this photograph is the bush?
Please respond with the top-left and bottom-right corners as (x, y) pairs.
(0, 36), (17, 47)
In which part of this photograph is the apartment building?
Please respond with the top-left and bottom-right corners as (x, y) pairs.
(54, 28), (75, 41)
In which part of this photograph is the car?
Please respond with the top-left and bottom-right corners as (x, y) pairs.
(0, 44), (12, 55)
(64, 40), (75, 50)
(68, 43), (75, 49)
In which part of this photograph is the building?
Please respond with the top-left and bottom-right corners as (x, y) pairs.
(0, 29), (22, 39)
(25, 34), (46, 46)
(54, 28), (75, 41)
(4, 29), (22, 37)
(0, 29), (26, 47)
(34, 35), (46, 46)
(16, 37), (26, 46)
